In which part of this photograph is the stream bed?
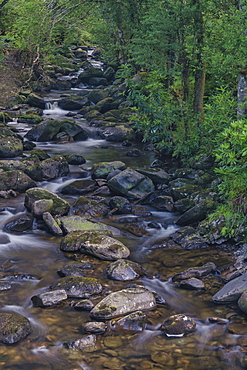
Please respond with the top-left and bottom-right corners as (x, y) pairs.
(0, 78), (247, 370)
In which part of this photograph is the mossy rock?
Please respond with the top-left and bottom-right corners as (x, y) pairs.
(57, 215), (110, 234)
(25, 187), (70, 216)
(60, 230), (112, 252)
(25, 118), (63, 142)
(0, 134), (23, 158)
(161, 314), (196, 336)
(18, 113), (43, 124)
(91, 161), (126, 179)
(51, 275), (102, 298)
(0, 170), (36, 192)
(88, 89), (109, 104)
(0, 313), (32, 344)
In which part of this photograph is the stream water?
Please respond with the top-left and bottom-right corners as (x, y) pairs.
(1, 72), (247, 370)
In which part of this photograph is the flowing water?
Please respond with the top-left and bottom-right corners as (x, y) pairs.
(1, 77), (247, 370)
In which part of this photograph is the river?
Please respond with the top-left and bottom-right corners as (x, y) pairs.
(0, 66), (246, 370)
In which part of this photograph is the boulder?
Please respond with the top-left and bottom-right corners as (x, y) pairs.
(51, 276), (102, 298)
(174, 198), (196, 214)
(60, 230), (112, 252)
(176, 200), (216, 226)
(0, 135), (23, 158)
(88, 89), (109, 104)
(25, 119), (62, 142)
(57, 262), (94, 277)
(91, 161), (126, 179)
(25, 155), (69, 181)
(108, 168), (155, 199)
(79, 234), (130, 260)
(64, 154), (86, 165)
(25, 187), (70, 217)
(89, 77), (108, 86)
(71, 196), (108, 219)
(26, 93), (46, 109)
(31, 289), (67, 307)
(136, 168), (170, 185)
(178, 278), (205, 290)
(0, 170), (36, 192)
(61, 179), (96, 195)
(106, 259), (146, 281)
(211, 272), (247, 303)
(3, 213), (33, 233)
(170, 226), (209, 249)
(0, 313), (32, 344)
(109, 196), (132, 214)
(73, 299), (94, 311)
(90, 287), (156, 319)
(59, 120), (88, 140)
(18, 112), (43, 124)
(161, 314), (196, 336)
(32, 199), (54, 218)
(57, 216), (111, 234)
(98, 124), (135, 142)
(238, 291), (247, 314)
(58, 98), (85, 111)
(96, 97), (118, 113)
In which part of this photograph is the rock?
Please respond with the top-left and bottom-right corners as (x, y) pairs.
(57, 263), (94, 277)
(212, 272), (247, 303)
(64, 334), (97, 351)
(25, 155), (69, 181)
(33, 199), (54, 218)
(148, 195), (174, 212)
(25, 187), (70, 217)
(31, 289), (67, 307)
(110, 311), (146, 331)
(238, 291), (247, 314)
(161, 314), (196, 336)
(172, 262), (217, 281)
(170, 226), (209, 249)
(106, 259), (146, 281)
(26, 92), (46, 109)
(109, 196), (132, 214)
(108, 168), (155, 200)
(61, 179), (96, 195)
(73, 299), (94, 311)
(79, 234), (130, 261)
(179, 278), (205, 290)
(51, 276), (102, 298)
(91, 161), (126, 179)
(25, 118), (62, 142)
(171, 183), (201, 201)
(120, 221), (149, 237)
(83, 322), (107, 334)
(57, 216), (111, 234)
(89, 77), (108, 86)
(64, 154), (86, 165)
(96, 97), (118, 113)
(176, 200), (216, 226)
(43, 212), (63, 236)
(71, 196), (108, 219)
(137, 168), (170, 184)
(18, 112), (43, 124)
(103, 66), (115, 81)
(0, 313), (32, 344)
(99, 124), (135, 142)
(0, 170), (36, 192)
(90, 287), (156, 319)
(60, 230), (112, 252)
(198, 216), (229, 244)
(57, 98), (85, 111)
(174, 198), (196, 213)
(0, 134), (23, 158)
(3, 213), (33, 233)
(59, 120), (88, 140)
(88, 89), (109, 104)
(0, 159), (30, 172)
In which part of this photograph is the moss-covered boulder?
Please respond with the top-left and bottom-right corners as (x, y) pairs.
(108, 168), (155, 199)
(25, 92), (46, 109)
(0, 134), (23, 158)
(51, 275), (102, 298)
(90, 287), (156, 319)
(61, 229), (130, 260)
(171, 226), (209, 249)
(0, 170), (36, 192)
(25, 187), (70, 216)
(0, 313), (32, 344)
(161, 314), (196, 336)
(25, 155), (69, 181)
(25, 118), (63, 142)
(88, 89), (109, 104)
(136, 168), (170, 185)
(91, 161), (126, 180)
(71, 196), (108, 219)
(98, 124), (135, 142)
(59, 120), (88, 140)
(176, 199), (217, 226)
(57, 216), (111, 234)
(18, 113), (43, 124)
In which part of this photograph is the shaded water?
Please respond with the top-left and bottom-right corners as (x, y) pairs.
(1, 91), (247, 370)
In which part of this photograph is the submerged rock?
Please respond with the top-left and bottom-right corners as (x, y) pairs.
(51, 275), (102, 298)
(172, 262), (217, 281)
(238, 291), (247, 314)
(83, 321), (107, 334)
(3, 213), (33, 233)
(110, 311), (147, 331)
(90, 287), (156, 319)
(0, 313), (32, 344)
(161, 314), (196, 336)
(64, 334), (97, 351)
(61, 179), (96, 195)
